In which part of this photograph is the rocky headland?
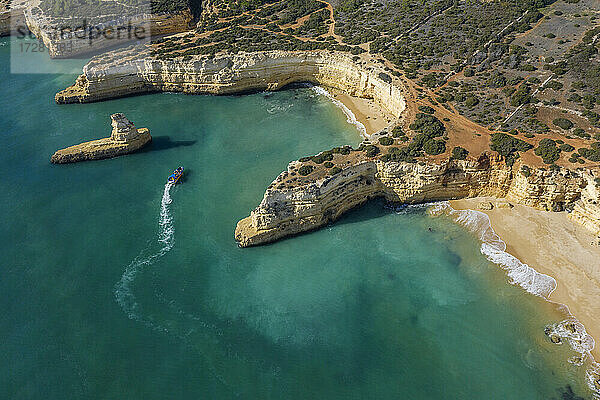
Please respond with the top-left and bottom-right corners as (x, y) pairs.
(54, 48), (600, 246)
(0, 0), (28, 37)
(234, 149), (599, 247)
(50, 113), (151, 163)
(24, 6), (193, 58)
(54, 50), (407, 121)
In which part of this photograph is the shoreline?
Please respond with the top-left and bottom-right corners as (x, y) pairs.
(450, 197), (600, 364)
(327, 88), (395, 136)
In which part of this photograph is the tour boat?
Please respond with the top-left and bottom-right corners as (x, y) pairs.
(167, 166), (184, 184)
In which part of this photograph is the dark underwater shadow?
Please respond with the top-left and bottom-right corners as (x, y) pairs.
(333, 197), (393, 227)
(142, 136), (197, 153)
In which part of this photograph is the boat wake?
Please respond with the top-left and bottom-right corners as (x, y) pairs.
(114, 183), (175, 326)
(112, 184), (244, 390)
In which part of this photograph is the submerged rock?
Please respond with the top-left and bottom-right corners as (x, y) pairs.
(51, 113), (151, 164)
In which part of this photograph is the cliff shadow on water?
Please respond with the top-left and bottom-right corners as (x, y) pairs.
(141, 136), (197, 152)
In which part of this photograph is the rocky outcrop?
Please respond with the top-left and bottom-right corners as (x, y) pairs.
(569, 170), (600, 237)
(235, 154), (598, 247)
(0, 3), (28, 37)
(51, 113), (151, 163)
(24, 7), (192, 58)
(55, 50), (407, 120)
(53, 45), (600, 245)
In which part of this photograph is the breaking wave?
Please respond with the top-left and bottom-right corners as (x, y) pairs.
(311, 86), (367, 138)
(428, 201), (599, 396)
(429, 202), (557, 298)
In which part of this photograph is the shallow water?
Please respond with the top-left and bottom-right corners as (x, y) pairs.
(0, 37), (594, 399)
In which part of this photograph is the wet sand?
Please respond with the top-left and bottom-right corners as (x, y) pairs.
(451, 197), (600, 360)
(329, 89), (395, 135)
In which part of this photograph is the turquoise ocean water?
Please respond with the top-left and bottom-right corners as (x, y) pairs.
(0, 37), (595, 399)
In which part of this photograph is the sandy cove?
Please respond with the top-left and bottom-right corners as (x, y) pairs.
(316, 91), (600, 356)
(451, 197), (600, 360)
(328, 88), (395, 135)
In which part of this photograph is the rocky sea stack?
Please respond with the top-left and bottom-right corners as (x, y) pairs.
(50, 113), (151, 164)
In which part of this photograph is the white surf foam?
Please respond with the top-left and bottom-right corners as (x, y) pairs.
(431, 202), (557, 298)
(114, 183), (175, 324)
(311, 86), (368, 138)
(430, 201), (599, 396)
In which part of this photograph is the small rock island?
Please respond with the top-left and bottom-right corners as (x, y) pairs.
(51, 113), (151, 164)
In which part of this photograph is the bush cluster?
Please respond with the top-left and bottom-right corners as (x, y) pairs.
(490, 132), (533, 166)
(379, 136), (394, 146)
(451, 146), (469, 160)
(553, 118), (574, 130)
(298, 165), (314, 176)
(534, 138), (561, 164)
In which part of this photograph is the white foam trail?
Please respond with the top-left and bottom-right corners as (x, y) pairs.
(311, 86), (368, 138)
(115, 183), (175, 323)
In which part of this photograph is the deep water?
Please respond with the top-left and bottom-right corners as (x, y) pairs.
(0, 38), (594, 399)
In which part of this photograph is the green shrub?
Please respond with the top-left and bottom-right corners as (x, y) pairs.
(521, 165), (532, 177)
(451, 146), (469, 160)
(298, 165), (314, 176)
(324, 161), (334, 168)
(503, 87), (516, 97)
(423, 140), (446, 155)
(379, 136), (394, 146)
(360, 144), (379, 157)
(418, 105), (435, 114)
(332, 145), (352, 155)
(573, 128), (590, 138)
(510, 86), (532, 106)
(535, 138), (561, 164)
(465, 95), (479, 107)
(392, 126), (406, 138)
(490, 132), (533, 165)
(578, 146), (600, 162)
(410, 113), (445, 137)
(553, 118), (574, 130)
(543, 80), (563, 90)
(311, 151), (334, 164)
(559, 143), (575, 152)
(330, 166), (342, 175)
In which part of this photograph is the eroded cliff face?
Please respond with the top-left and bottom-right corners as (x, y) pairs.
(569, 171), (600, 236)
(0, 7), (27, 37)
(50, 113), (151, 163)
(55, 50), (407, 119)
(53, 46), (600, 245)
(24, 8), (192, 58)
(235, 154), (598, 247)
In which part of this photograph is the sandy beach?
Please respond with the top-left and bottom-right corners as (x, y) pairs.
(451, 197), (600, 360)
(329, 88), (395, 135)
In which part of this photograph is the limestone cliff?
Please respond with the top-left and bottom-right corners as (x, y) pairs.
(235, 154), (598, 247)
(55, 50), (407, 120)
(54, 47), (600, 245)
(569, 171), (600, 237)
(0, 4), (27, 37)
(24, 7), (192, 58)
(51, 113), (151, 163)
